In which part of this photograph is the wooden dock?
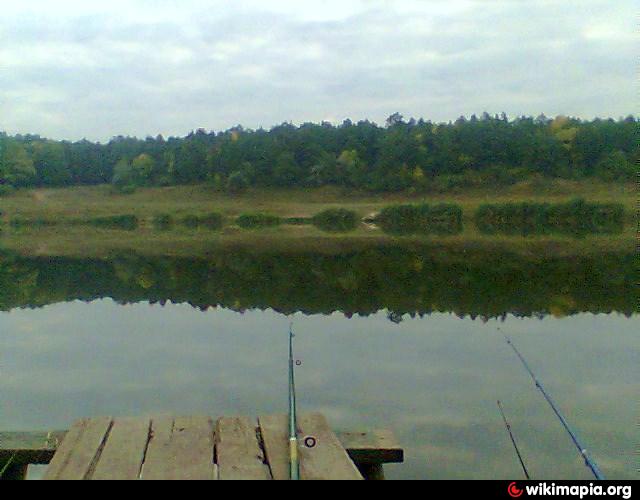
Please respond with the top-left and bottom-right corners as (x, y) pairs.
(1, 413), (403, 480)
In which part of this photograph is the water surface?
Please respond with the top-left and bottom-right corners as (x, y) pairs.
(1, 244), (636, 479)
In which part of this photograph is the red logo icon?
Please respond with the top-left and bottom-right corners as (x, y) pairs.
(508, 482), (523, 498)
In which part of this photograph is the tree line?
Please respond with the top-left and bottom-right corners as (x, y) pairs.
(0, 113), (637, 194)
(0, 247), (634, 319)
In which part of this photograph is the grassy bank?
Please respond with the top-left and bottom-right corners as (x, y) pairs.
(0, 222), (635, 260)
(0, 180), (635, 224)
(0, 180), (635, 259)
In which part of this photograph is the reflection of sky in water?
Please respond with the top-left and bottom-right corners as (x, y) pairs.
(2, 300), (637, 479)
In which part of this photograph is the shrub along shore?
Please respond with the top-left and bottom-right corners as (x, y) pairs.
(0, 198), (627, 236)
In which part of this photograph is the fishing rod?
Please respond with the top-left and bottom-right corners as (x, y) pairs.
(0, 453), (17, 479)
(505, 336), (605, 480)
(288, 323), (300, 480)
(497, 400), (531, 480)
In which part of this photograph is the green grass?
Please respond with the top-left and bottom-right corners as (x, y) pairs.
(0, 222), (635, 261)
(0, 180), (635, 259)
(0, 180), (634, 225)
(85, 214), (139, 230)
(236, 213), (282, 229)
(152, 214), (174, 230)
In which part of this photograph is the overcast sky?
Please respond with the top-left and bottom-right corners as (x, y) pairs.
(0, 0), (635, 142)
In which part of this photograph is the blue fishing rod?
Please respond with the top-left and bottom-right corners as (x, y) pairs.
(505, 337), (605, 480)
(288, 323), (300, 480)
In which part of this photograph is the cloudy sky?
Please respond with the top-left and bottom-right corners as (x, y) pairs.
(0, 0), (635, 141)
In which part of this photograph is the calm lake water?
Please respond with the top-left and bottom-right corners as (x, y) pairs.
(1, 244), (637, 479)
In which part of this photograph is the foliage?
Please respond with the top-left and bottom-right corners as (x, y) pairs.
(85, 215), (139, 230)
(312, 209), (359, 232)
(236, 213), (282, 229)
(153, 214), (174, 230)
(475, 199), (626, 236)
(180, 213), (224, 230)
(0, 138), (36, 186)
(0, 185), (16, 197)
(376, 204), (463, 235)
(227, 171), (251, 193)
(0, 247), (634, 319)
(9, 216), (57, 228)
(0, 114), (635, 193)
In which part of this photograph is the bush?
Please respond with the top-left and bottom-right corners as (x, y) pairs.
(546, 199), (625, 234)
(118, 185), (137, 195)
(0, 185), (16, 197)
(283, 217), (311, 225)
(180, 213), (224, 230)
(87, 214), (139, 230)
(475, 202), (549, 236)
(153, 214), (174, 230)
(227, 172), (250, 194)
(9, 216), (57, 228)
(475, 199), (625, 236)
(376, 204), (463, 235)
(236, 213), (282, 229)
(312, 209), (358, 232)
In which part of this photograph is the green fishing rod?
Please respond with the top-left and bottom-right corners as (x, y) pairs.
(288, 323), (300, 480)
(505, 336), (605, 480)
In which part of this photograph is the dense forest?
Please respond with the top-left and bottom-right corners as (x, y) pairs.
(0, 113), (637, 194)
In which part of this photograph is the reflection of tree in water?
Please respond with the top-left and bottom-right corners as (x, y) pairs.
(0, 246), (635, 320)
(387, 311), (404, 324)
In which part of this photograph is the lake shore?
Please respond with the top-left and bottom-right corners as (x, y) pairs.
(0, 180), (634, 259)
(0, 180), (634, 222)
(0, 223), (635, 259)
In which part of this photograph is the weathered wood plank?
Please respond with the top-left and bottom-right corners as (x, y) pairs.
(44, 417), (113, 480)
(260, 413), (362, 480)
(3, 416), (403, 480)
(91, 418), (151, 480)
(297, 413), (363, 480)
(142, 417), (216, 480)
(0, 428), (404, 467)
(0, 431), (66, 465)
(336, 430), (404, 465)
(216, 417), (270, 480)
(257, 415), (290, 480)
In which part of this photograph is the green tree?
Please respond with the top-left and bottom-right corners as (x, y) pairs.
(227, 171), (250, 193)
(31, 141), (70, 186)
(0, 139), (36, 187)
(111, 158), (135, 191)
(594, 150), (633, 181)
(273, 152), (302, 186)
(336, 149), (367, 187)
(131, 153), (155, 185)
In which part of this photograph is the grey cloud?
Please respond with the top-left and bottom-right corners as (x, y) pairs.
(0, 0), (634, 141)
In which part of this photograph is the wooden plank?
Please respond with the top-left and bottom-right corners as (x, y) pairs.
(142, 417), (216, 480)
(297, 413), (363, 480)
(0, 431), (67, 465)
(216, 417), (270, 480)
(258, 415), (289, 480)
(44, 417), (113, 480)
(260, 413), (362, 480)
(91, 418), (151, 480)
(336, 430), (404, 465)
(0, 428), (404, 466)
